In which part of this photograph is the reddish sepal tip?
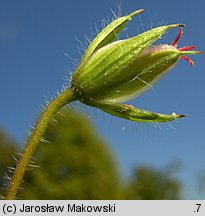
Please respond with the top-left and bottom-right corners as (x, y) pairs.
(179, 24), (186, 27)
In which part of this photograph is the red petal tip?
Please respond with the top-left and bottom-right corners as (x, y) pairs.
(180, 55), (194, 67)
(178, 46), (195, 51)
(170, 28), (183, 46)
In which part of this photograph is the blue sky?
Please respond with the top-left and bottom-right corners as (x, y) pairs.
(0, 0), (204, 199)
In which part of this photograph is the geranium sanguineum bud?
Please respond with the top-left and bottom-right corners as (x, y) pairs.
(71, 10), (201, 122)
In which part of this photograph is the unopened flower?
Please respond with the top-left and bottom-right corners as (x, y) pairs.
(71, 10), (201, 122)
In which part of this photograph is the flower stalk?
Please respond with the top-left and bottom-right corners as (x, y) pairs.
(4, 89), (76, 199)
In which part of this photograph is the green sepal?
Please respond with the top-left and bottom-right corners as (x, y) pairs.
(87, 10), (144, 57)
(72, 9), (143, 82)
(89, 101), (186, 122)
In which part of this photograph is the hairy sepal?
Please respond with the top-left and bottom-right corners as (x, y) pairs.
(72, 9), (143, 82)
(90, 101), (186, 122)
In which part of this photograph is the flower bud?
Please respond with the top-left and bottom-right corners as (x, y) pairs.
(72, 24), (183, 100)
(71, 10), (201, 122)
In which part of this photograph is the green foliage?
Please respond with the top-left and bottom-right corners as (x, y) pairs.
(21, 109), (120, 199)
(0, 113), (181, 200)
(123, 166), (181, 200)
(0, 130), (17, 195)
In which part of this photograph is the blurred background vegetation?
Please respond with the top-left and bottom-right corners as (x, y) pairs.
(0, 109), (185, 199)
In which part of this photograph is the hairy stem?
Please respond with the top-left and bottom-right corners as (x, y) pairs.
(4, 88), (76, 199)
